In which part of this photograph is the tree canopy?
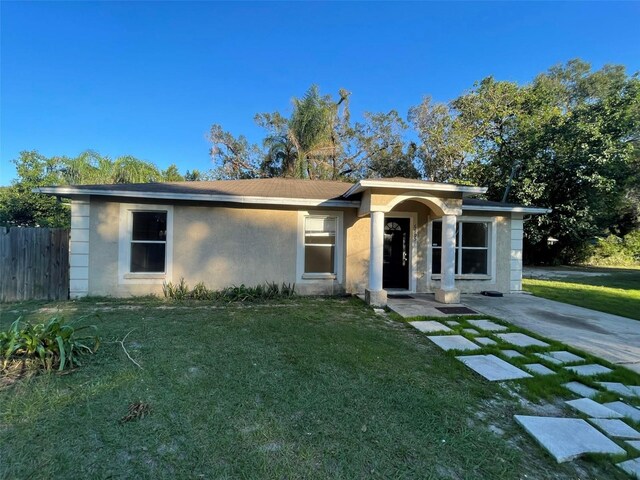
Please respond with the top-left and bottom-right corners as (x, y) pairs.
(0, 151), (186, 228)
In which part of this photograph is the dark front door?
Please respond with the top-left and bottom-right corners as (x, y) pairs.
(383, 217), (410, 289)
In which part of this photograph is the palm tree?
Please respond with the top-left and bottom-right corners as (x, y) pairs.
(288, 85), (350, 179)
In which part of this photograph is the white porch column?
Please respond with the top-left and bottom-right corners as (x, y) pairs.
(435, 214), (460, 304)
(365, 210), (387, 306)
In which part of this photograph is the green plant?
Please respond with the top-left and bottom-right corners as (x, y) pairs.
(281, 282), (296, 297)
(162, 279), (296, 302)
(162, 278), (190, 300)
(0, 317), (99, 372)
(190, 282), (213, 300)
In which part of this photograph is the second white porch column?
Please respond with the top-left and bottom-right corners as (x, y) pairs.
(365, 210), (387, 306)
(435, 214), (460, 304)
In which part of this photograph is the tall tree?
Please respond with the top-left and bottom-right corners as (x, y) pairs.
(207, 125), (262, 179)
(208, 85), (416, 180)
(411, 60), (640, 263)
(346, 110), (419, 179)
(408, 96), (476, 182)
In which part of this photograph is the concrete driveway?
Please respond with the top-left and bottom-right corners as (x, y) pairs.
(462, 293), (640, 374)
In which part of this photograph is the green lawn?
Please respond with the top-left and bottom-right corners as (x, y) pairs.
(0, 297), (628, 479)
(523, 267), (640, 320)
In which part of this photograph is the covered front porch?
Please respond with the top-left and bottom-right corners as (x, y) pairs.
(344, 179), (488, 307)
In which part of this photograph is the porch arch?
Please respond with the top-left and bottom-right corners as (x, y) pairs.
(376, 191), (461, 217)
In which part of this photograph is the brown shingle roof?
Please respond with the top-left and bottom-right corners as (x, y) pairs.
(58, 178), (355, 200)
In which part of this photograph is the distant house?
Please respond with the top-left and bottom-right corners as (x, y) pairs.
(37, 177), (548, 306)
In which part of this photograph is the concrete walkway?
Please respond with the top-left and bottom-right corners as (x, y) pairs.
(462, 293), (640, 374)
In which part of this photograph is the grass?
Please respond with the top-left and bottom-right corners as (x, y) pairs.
(0, 297), (631, 479)
(523, 267), (640, 320)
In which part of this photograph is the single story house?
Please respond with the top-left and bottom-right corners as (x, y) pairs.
(37, 177), (549, 306)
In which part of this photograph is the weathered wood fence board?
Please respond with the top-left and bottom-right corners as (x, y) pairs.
(0, 227), (70, 302)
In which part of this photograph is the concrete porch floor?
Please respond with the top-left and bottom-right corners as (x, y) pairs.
(386, 293), (478, 318)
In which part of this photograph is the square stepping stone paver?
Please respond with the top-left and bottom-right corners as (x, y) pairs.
(514, 415), (625, 463)
(535, 351), (584, 365)
(463, 328), (480, 335)
(501, 349), (525, 359)
(476, 337), (497, 346)
(467, 319), (508, 332)
(564, 364), (613, 376)
(565, 398), (624, 418)
(456, 354), (532, 381)
(496, 333), (550, 348)
(409, 321), (452, 333)
(627, 440), (640, 450)
(617, 458), (640, 479)
(445, 320), (460, 327)
(427, 335), (480, 352)
(524, 363), (555, 376)
(546, 351), (584, 363)
(589, 418), (640, 439)
(597, 382), (639, 398)
(563, 382), (599, 399)
(604, 402), (640, 422)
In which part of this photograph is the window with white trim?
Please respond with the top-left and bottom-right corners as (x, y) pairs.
(304, 216), (337, 274)
(130, 211), (167, 273)
(432, 220), (490, 275)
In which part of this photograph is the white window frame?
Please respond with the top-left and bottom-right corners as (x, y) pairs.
(428, 216), (497, 281)
(118, 203), (173, 284)
(296, 210), (344, 282)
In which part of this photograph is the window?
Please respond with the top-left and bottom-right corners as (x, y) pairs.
(130, 211), (167, 272)
(432, 220), (490, 275)
(118, 204), (172, 284)
(304, 216), (336, 274)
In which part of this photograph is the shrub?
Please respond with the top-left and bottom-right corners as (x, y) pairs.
(162, 279), (296, 302)
(0, 317), (99, 373)
(585, 231), (640, 266)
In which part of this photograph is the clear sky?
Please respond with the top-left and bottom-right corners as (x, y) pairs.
(1, 1), (639, 185)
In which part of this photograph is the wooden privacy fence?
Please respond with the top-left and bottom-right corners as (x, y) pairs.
(0, 227), (70, 302)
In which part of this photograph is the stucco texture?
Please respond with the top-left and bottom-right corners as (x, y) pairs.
(86, 198), (515, 297)
(88, 199), (369, 297)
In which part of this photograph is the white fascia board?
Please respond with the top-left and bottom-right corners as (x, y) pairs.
(462, 205), (551, 214)
(343, 179), (487, 197)
(34, 186), (360, 208)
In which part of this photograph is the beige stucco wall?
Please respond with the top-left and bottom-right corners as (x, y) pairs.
(86, 197), (516, 298)
(88, 198), (370, 297)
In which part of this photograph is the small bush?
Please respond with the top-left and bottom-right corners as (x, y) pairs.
(162, 279), (295, 302)
(0, 317), (99, 373)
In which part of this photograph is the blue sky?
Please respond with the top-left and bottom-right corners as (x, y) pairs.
(1, 1), (639, 185)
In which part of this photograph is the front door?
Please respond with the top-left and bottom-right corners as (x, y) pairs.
(383, 217), (410, 290)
